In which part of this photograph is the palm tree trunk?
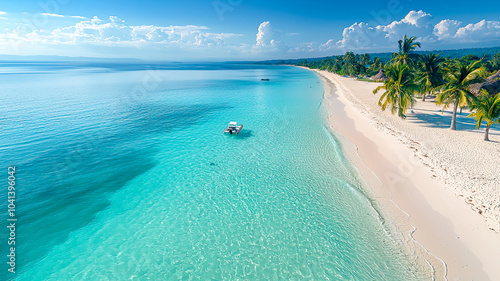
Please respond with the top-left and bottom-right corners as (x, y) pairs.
(484, 124), (490, 141)
(422, 91), (427, 102)
(450, 95), (460, 130)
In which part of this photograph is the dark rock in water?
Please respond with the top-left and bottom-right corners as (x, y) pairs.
(209, 162), (216, 166)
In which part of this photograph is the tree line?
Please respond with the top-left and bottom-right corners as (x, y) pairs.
(296, 52), (385, 77)
(295, 35), (500, 141)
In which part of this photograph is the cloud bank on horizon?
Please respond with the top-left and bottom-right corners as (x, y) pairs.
(331, 10), (500, 52)
(1, 10), (499, 60)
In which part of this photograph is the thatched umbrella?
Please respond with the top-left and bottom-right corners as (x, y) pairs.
(469, 83), (483, 96)
(371, 69), (388, 81)
(469, 80), (500, 97)
(486, 69), (500, 82)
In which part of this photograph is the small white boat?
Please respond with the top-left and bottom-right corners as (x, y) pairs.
(223, 121), (243, 135)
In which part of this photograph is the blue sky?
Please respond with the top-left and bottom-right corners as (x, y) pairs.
(1, 0), (500, 60)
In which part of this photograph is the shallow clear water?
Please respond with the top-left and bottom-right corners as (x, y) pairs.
(0, 63), (425, 280)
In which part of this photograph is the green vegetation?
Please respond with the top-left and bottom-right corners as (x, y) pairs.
(292, 35), (500, 141)
(356, 78), (378, 82)
(438, 60), (486, 130)
(296, 52), (383, 77)
(417, 53), (444, 101)
(392, 35), (421, 66)
(262, 46), (500, 66)
(468, 90), (500, 141)
(373, 63), (419, 118)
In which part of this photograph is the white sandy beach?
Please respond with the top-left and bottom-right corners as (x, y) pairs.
(308, 68), (500, 280)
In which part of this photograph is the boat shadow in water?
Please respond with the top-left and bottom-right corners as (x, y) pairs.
(234, 129), (253, 138)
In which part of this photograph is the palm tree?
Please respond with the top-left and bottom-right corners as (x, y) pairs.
(437, 60), (486, 130)
(392, 35), (421, 66)
(418, 53), (444, 101)
(361, 53), (370, 66)
(343, 51), (356, 64)
(333, 57), (342, 73)
(343, 51), (360, 76)
(360, 53), (370, 75)
(491, 52), (500, 70)
(373, 63), (419, 118)
(346, 63), (357, 76)
(468, 90), (500, 141)
(367, 57), (382, 76)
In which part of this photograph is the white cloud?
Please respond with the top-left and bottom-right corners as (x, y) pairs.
(2, 16), (241, 46)
(39, 13), (86, 20)
(456, 20), (500, 41)
(433, 19), (500, 44)
(41, 13), (65, 18)
(433, 19), (462, 40)
(401, 10), (431, 26)
(334, 22), (386, 51)
(0, 11), (6, 15)
(383, 10), (433, 40)
(256, 21), (273, 47)
(2, 10), (500, 60)
(254, 21), (286, 54)
(335, 10), (433, 51)
(332, 10), (500, 52)
(0, 15), (246, 59)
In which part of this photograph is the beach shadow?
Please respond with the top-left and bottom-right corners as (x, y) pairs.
(408, 112), (499, 136)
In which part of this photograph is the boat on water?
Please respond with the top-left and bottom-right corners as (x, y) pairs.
(223, 121), (243, 135)
(261, 78), (270, 81)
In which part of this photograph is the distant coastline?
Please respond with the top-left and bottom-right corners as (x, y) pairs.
(261, 46), (500, 66)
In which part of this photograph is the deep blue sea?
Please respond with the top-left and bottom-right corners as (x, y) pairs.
(0, 62), (426, 280)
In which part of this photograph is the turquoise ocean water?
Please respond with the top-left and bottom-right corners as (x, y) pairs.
(0, 63), (426, 280)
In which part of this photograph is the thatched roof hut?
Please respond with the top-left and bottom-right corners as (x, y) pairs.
(486, 70), (500, 82)
(468, 70), (500, 96)
(470, 80), (500, 97)
(371, 69), (388, 81)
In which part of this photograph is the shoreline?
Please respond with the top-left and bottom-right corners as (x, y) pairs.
(305, 67), (500, 280)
